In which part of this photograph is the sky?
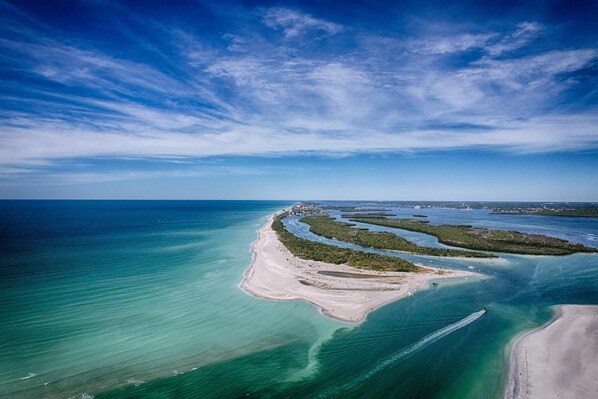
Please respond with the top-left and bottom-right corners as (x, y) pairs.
(0, 0), (597, 200)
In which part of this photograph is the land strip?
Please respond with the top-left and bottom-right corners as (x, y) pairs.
(350, 217), (597, 255)
(301, 216), (494, 258)
(273, 214), (418, 271)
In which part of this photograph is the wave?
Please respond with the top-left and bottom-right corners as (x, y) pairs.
(317, 310), (486, 397)
(583, 233), (597, 242)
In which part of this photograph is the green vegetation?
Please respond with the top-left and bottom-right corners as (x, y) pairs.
(300, 216), (494, 258)
(413, 214), (428, 218)
(350, 217), (598, 256)
(340, 212), (395, 218)
(491, 209), (598, 218)
(323, 206), (390, 212)
(271, 214), (418, 272)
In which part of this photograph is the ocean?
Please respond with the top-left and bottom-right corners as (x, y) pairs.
(1, 200), (597, 398)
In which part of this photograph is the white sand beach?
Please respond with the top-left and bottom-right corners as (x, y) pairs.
(505, 305), (598, 399)
(240, 214), (475, 323)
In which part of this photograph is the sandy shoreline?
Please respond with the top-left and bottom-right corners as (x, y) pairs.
(505, 305), (598, 399)
(240, 213), (476, 323)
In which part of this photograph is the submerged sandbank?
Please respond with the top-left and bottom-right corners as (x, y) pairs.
(240, 214), (476, 323)
(505, 305), (598, 399)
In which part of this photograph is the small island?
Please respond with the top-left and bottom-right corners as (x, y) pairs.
(491, 207), (598, 218)
(323, 205), (392, 212)
(300, 216), (495, 258)
(349, 217), (598, 256)
(340, 212), (395, 218)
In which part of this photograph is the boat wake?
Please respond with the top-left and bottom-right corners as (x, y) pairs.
(317, 310), (486, 397)
(19, 373), (36, 380)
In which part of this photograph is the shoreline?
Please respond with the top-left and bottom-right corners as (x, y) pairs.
(240, 213), (477, 324)
(505, 304), (598, 399)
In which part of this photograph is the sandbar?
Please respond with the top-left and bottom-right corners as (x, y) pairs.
(505, 304), (598, 399)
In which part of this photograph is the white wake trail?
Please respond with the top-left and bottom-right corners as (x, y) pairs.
(318, 310), (486, 397)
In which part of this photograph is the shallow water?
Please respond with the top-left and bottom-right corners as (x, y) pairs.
(1, 201), (596, 398)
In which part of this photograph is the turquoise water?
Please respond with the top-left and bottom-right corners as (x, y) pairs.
(1, 201), (597, 398)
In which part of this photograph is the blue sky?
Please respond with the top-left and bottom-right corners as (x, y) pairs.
(0, 0), (597, 200)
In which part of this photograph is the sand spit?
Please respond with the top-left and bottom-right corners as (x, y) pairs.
(240, 214), (476, 324)
(505, 305), (598, 399)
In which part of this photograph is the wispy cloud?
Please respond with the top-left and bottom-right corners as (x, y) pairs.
(486, 22), (543, 56)
(0, 2), (597, 187)
(408, 33), (495, 55)
(263, 8), (342, 38)
(405, 21), (543, 57)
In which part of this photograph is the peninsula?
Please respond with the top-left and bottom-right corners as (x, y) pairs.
(240, 206), (475, 323)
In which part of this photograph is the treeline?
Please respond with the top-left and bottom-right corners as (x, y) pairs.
(340, 212), (395, 218)
(300, 216), (494, 258)
(271, 214), (418, 272)
(350, 217), (598, 256)
(492, 209), (598, 218)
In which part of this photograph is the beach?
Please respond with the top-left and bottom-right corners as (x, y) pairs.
(505, 305), (598, 399)
(240, 214), (476, 323)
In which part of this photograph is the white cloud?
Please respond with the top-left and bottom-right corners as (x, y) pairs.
(399, 48), (597, 119)
(263, 8), (342, 38)
(406, 22), (543, 57)
(1, 112), (597, 170)
(1, 12), (597, 182)
(222, 33), (247, 52)
(468, 49), (597, 89)
(485, 21), (543, 56)
(409, 33), (495, 55)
